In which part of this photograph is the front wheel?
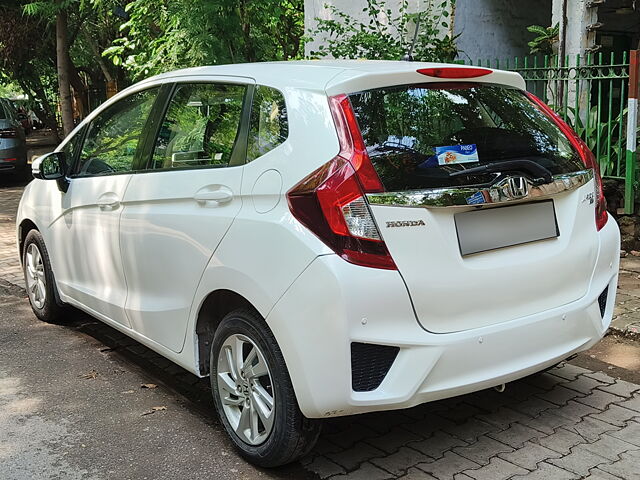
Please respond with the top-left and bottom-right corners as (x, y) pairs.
(210, 308), (321, 467)
(22, 229), (66, 323)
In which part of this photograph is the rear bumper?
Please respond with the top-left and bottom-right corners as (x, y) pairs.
(267, 216), (620, 418)
(0, 145), (27, 172)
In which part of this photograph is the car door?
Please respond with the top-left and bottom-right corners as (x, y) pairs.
(53, 87), (160, 327)
(119, 79), (251, 352)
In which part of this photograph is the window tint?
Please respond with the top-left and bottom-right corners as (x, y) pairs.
(247, 86), (288, 162)
(150, 83), (246, 170)
(75, 88), (158, 177)
(349, 83), (584, 191)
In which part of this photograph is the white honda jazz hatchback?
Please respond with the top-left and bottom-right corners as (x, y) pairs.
(17, 60), (619, 466)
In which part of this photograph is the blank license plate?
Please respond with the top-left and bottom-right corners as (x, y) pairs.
(455, 200), (559, 256)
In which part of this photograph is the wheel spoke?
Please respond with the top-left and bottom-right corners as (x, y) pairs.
(222, 394), (244, 407)
(252, 383), (274, 410)
(241, 346), (257, 375)
(251, 389), (274, 431)
(218, 372), (238, 395)
(233, 337), (244, 379)
(235, 404), (251, 442)
(249, 401), (260, 442)
(247, 355), (268, 379)
(224, 346), (237, 381)
(26, 250), (36, 278)
(36, 280), (46, 302)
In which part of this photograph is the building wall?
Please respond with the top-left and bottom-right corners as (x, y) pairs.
(454, 0), (552, 63)
(304, 0), (447, 58)
(305, 0), (553, 62)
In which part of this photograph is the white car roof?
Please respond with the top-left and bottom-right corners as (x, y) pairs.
(135, 60), (526, 95)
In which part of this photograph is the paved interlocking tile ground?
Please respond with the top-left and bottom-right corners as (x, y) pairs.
(615, 257), (640, 336)
(302, 366), (640, 479)
(1, 150), (640, 479)
(0, 182), (26, 288)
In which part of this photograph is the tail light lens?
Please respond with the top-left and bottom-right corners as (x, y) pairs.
(0, 128), (17, 138)
(527, 93), (608, 231)
(287, 95), (396, 270)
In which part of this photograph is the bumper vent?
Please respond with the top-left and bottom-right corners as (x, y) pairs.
(598, 286), (609, 318)
(351, 342), (399, 392)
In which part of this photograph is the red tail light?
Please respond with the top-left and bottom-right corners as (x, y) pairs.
(526, 93), (608, 231)
(287, 95), (396, 270)
(417, 67), (492, 79)
(0, 128), (17, 138)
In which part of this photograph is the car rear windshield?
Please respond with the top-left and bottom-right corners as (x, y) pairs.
(348, 83), (584, 191)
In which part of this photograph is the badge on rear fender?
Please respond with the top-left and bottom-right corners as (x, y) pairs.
(436, 144), (479, 165)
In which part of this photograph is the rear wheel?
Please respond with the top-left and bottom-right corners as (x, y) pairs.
(22, 230), (66, 323)
(210, 308), (321, 467)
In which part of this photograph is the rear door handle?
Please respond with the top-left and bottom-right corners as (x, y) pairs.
(193, 187), (233, 205)
(97, 193), (120, 210)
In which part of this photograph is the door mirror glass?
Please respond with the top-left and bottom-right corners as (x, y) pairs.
(32, 152), (67, 180)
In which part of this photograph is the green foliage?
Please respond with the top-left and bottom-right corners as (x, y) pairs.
(103, 0), (305, 80)
(567, 105), (633, 177)
(0, 82), (23, 98)
(308, 0), (458, 62)
(527, 23), (559, 55)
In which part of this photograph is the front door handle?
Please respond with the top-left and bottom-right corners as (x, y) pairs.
(97, 192), (120, 210)
(193, 187), (233, 205)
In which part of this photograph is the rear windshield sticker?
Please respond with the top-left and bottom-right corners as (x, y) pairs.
(435, 144), (479, 165)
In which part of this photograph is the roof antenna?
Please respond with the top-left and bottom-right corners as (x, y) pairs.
(403, 13), (422, 61)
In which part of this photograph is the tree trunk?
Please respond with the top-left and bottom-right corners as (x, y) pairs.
(56, 6), (74, 137)
(82, 28), (114, 84)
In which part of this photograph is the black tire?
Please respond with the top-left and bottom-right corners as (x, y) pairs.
(210, 308), (321, 467)
(22, 229), (67, 323)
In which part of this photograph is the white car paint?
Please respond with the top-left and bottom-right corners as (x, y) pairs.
(17, 60), (619, 419)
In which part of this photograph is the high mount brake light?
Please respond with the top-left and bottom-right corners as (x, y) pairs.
(286, 95), (396, 270)
(527, 92), (608, 231)
(417, 67), (493, 79)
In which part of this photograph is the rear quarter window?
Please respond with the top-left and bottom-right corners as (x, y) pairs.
(348, 83), (584, 191)
(246, 86), (288, 162)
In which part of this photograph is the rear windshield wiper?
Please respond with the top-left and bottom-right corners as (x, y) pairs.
(449, 159), (553, 185)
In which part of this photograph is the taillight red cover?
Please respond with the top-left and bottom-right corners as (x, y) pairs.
(287, 95), (397, 270)
(526, 93), (608, 231)
(417, 67), (493, 79)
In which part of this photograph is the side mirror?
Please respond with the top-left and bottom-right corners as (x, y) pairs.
(32, 152), (70, 192)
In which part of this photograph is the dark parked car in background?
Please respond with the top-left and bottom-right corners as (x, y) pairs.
(0, 98), (28, 175)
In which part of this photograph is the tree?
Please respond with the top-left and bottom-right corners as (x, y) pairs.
(308, 0), (458, 62)
(103, 0), (305, 80)
(55, 2), (74, 135)
(0, 2), (59, 131)
(19, 0), (126, 134)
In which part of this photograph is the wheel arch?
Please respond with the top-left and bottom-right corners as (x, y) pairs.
(18, 218), (39, 264)
(194, 289), (258, 376)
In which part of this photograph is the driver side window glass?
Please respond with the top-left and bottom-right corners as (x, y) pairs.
(75, 88), (158, 177)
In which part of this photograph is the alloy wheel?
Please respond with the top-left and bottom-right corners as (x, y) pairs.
(216, 333), (275, 445)
(25, 243), (46, 309)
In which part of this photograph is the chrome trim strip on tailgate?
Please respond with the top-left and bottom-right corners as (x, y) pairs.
(366, 169), (594, 208)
